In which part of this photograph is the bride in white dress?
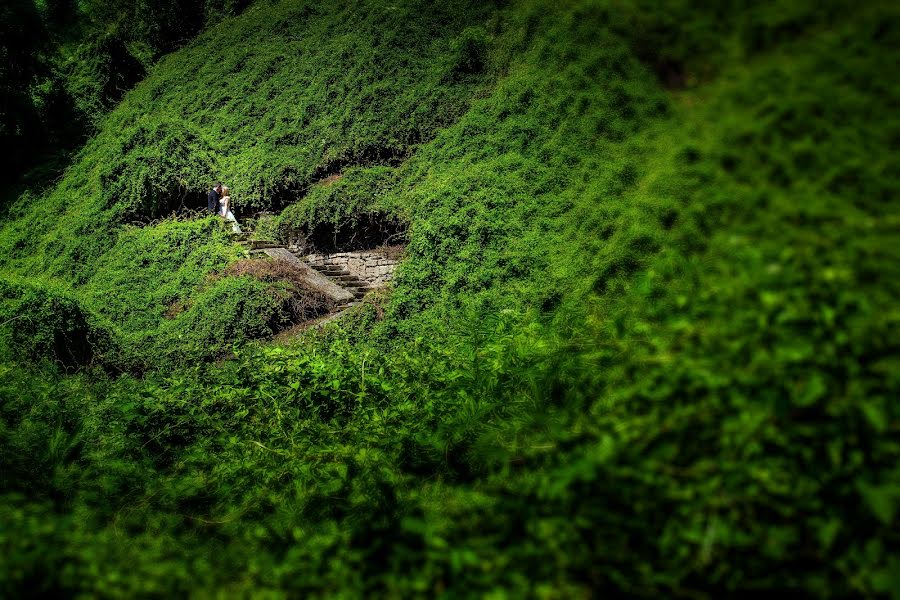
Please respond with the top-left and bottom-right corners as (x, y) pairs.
(218, 186), (242, 233)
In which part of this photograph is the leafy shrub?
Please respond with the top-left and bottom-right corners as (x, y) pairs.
(449, 26), (489, 78)
(150, 274), (287, 364)
(59, 34), (147, 128)
(224, 258), (336, 321)
(96, 117), (221, 218)
(77, 217), (324, 369)
(274, 166), (406, 252)
(0, 277), (111, 368)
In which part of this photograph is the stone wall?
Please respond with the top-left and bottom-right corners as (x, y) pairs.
(303, 251), (399, 286)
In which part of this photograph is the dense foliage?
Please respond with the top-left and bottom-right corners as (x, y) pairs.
(1, 0), (898, 596)
(0, 0), (251, 185)
(1, 0), (495, 368)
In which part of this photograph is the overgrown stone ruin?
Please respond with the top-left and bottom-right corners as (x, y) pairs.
(302, 249), (401, 287)
(284, 212), (404, 294)
(246, 213), (405, 325)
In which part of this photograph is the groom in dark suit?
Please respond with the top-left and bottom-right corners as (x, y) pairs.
(208, 183), (223, 214)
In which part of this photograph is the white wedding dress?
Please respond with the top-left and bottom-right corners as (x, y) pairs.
(218, 197), (242, 233)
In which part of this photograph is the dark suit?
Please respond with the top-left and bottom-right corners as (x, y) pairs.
(207, 188), (220, 214)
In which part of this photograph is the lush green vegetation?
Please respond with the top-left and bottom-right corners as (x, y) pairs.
(1, 0), (898, 596)
(1, 0), (253, 191)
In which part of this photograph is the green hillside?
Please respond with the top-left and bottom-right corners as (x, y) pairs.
(1, 0), (899, 596)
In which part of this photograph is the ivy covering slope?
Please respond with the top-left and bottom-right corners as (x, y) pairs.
(1, 0), (899, 596)
(0, 0), (496, 368)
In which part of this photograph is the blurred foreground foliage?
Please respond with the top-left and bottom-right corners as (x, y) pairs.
(0, 0), (898, 596)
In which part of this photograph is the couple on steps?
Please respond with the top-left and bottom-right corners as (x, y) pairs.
(207, 182), (242, 233)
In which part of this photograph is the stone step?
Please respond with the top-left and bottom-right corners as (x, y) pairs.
(260, 247), (354, 303)
(246, 239), (281, 250)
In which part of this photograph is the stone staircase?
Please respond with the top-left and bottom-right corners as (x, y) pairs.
(245, 240), (401, 325)
(306, 262), (372, 310)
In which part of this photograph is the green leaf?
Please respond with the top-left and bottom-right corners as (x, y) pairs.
(858, 482), (900, 525)
(794, 374), (826, 407)
(860, 400), (888, 433)
(817, 518), (840, 551)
